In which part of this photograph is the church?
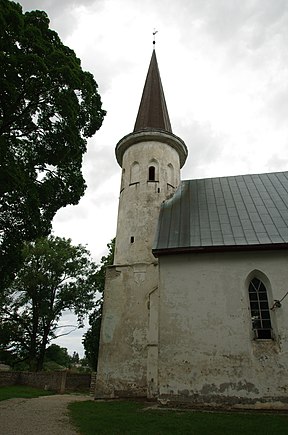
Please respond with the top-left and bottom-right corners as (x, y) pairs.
(95, 47), (288, 409)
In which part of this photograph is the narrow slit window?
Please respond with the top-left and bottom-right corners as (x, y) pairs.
(248, 277), (272, 339)
(148, 166), (156, 181)
(130, 236), (134, 243)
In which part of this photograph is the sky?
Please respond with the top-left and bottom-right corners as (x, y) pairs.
(18, 0), (288, 356)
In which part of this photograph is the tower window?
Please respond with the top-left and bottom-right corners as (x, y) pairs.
(130, 236), (134, 243)
(248, 277), (272, 339)
(130, 162), (140, 184)
(167, 163), (174, 187)
(148, 166), (156, 181)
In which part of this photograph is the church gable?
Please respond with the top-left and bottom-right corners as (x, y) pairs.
(153, 171), (288, 254)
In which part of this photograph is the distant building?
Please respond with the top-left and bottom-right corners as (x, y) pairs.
(95, 48), (288, 409)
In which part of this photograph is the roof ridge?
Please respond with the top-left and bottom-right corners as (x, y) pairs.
(182, 170), (288, 183)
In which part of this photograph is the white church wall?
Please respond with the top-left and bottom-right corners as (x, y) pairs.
(158, 249), (288, 408)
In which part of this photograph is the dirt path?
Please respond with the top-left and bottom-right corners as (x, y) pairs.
(0, 394), (91, 435)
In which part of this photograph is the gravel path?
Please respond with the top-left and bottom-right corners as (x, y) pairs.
(0, 394), (91, 435)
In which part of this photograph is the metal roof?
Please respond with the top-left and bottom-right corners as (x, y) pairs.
(133, 50), (172, 133)
(153, 171), (288, 255)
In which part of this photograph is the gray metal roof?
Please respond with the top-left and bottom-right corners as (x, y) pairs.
(153, 171), (288, 255)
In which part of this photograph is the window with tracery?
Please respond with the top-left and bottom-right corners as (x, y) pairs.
(248, 277), (272, 339)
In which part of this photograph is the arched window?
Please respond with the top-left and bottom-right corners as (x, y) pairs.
(130, 162), (140, 184)
(167, 163), (174, 186)
(148, 166), (156, 181)
(148, 159), (159, 182)
(248, 277), (272, 339)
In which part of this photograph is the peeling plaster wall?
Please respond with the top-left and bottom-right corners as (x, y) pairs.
(95, 263), (159, 398)
(96, 136), (181, 398)
(158, 250), (288, 407)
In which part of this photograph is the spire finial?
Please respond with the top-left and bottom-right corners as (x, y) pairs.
(153, 29), (158, 48)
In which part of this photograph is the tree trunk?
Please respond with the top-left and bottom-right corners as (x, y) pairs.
(29, 292), (40, 371)
(36, 324), (50, 371)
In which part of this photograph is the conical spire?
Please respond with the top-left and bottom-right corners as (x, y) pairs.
(133, 50), (172, 133)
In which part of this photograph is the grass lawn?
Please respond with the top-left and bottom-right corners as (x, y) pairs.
(68, 400), (288, 435)
(0, 385), (54, 401)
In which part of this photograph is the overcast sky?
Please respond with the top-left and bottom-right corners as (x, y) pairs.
(18, 0), (288, 356)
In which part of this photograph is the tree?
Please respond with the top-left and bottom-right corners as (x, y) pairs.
(0, 236), (98, 371)
(0, 0), (106, 289)
(82, 308), (102, 371)
(45, 344), (71, 368)
(83, 238), (115, 370)
(71, 351), (80, 364)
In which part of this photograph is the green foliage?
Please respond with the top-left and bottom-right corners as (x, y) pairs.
(45, 344), (71, 368)
(69, 401), (288, 435)
(92, 238), (115, 295)
(0, 0), (106, 289)
(71, 351), (80, 364)
(0, 236), (98, 371)
(82, 311), (101, 371)
(82, 238), (115, 370)
(43, 360), (66, 371)
(0, 385), (54, 401)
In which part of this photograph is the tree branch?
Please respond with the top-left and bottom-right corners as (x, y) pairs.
(53, 325), (78, 339)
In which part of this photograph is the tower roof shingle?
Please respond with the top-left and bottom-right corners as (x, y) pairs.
(133, 50), (172, 133)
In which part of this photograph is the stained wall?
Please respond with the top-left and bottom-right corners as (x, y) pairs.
(157, 250), (288, 408)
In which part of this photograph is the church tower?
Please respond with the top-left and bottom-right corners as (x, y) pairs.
(95, 48), (187, 399)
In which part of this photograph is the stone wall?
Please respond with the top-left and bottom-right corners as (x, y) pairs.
(0, 371), (19, 386)
(0, 371), (91, 393)
(65, 373), (91, 392)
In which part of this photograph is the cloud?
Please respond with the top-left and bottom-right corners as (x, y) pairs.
(52, 311), (89, 357)
(19, 0), (105, 38)
(19, 0), (102, 15)
(266, 86), (288, 128)
(152, 0), (288, 74)
(82, 137), (119, 192)
(177, 120), (223, 178)
(266, 154), (288, 173)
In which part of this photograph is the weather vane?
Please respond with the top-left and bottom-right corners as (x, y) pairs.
(153, 29), (158, 47)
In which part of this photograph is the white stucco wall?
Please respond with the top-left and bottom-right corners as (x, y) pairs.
(95, 262), (159, 398)
(114, 140), (181, 265)
(158, 249), (288, 408)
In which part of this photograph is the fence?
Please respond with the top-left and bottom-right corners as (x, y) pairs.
(0, 371), (92, 393)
